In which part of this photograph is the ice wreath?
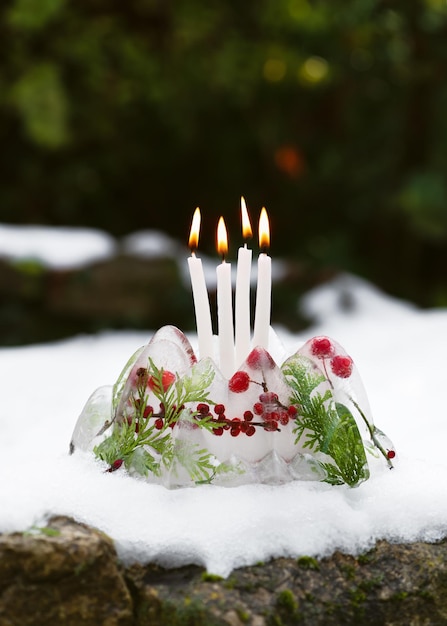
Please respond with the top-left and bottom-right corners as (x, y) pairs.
(70, 325), (396, 488)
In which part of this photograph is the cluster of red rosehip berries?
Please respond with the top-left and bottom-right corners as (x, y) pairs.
(310, 337), (354, 378)
(193, 394), (298, 438)
(128, 400), (184, 432)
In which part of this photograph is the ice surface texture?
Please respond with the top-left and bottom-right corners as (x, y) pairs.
(70, 325), (396, 488)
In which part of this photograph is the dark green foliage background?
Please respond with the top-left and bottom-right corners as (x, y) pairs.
(1, 0), (447, 306)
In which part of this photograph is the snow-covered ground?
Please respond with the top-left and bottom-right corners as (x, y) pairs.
(0, 225), (446, 576)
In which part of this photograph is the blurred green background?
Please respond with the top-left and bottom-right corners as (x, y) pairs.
(1, 0), (447, 343)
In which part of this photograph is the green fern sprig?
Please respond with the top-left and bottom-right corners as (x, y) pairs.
(282, 355), (369, 487)
(94, 358), (224, 482)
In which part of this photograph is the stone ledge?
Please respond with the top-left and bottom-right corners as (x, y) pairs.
(1, 516), (446, 626)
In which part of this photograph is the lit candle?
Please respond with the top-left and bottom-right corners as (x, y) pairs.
(216, 217), (235, 378)
(253, 207), (271, 351)
(235, 196), (253, 367)
(187, 208), (214, 361)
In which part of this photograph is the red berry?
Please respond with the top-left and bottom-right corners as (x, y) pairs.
(243, 410), (254, 421)
(143, 405), (154, 418)
(246, 425), (256, 436)
(253, 402), (264, 415)
(154, 418), (164, 430)
(230, 426), (241, 436)
(213, 426), (224, 436)
(214, 404), (226, 415)
(240, 421), (249, 433)
(223, 420), (231, 430)
(279, 412), (289, 426)
(259, 392), (278, 404)
(264, 420), (278, 431)
(310, 337), (335, 359)
(148, 370), (176, 393)
(112, 459), (123, 470)
(288, 405), (298, 417)
(330, 355), (353, 378)
(197, 403), (210, 415)
(387, 450), (396, 459)
(246, 347), (275, 370)
(229, 371), (250, 393)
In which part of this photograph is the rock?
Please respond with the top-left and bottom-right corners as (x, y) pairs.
(0, 517), (133, 626)
(1, 517), (447, 625)
(127, 542), (447, 625)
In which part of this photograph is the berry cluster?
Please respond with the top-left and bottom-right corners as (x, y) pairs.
(127, 352), (302, 439)
(128, 400), (184, 432)
(310, 337), (353, 379)
(197, 393), (299, 437)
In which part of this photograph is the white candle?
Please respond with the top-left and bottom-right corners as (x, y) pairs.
(253, 207), (271, 351)
(187, 208), (214, 361)
(216, 217), (235, 378)
(235, 196), (253, 367)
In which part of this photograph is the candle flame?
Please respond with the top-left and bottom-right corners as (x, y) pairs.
(189, 207), (201, 251)
(217, 216), (228, 259)
(241, 196), (253, 240)
(258, 207), (270, 250)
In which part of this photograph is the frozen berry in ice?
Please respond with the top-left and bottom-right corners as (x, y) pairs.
(148, 370), (176, 393)
(253, 402), (264, 415)
(387, 450), (396, 459)
(229, 371), (250, 393)
(310, 337), (334, 359)
(111, 459), (123, 471)
(230, 418), (242, 436)
(246, 425), (256, 437)
(143, 405), (154, 418)
(279, 411), (289, 426)
(330, 355), (353, 378)
(259, 392), (278, 404)
(288, 405), (298, 417)
(246, 347), (275, 370)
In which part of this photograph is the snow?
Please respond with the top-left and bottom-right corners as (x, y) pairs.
(0, 222), (287, 289)
(0, 224), (446, 576)
(0, 223), (116, 269)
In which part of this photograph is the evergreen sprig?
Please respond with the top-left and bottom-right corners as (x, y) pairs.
(282, 355), (369, 487)
(94, 358), (226, 483)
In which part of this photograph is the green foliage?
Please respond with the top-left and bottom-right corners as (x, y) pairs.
(94, 358), (227, 483)
(12, 63), (69, 148)
(7, 0), (65, 31)
(1, 1), (447, 306)
(282, 355), (369, 487)
(23, 525), (61, 537)
(296, 555), (320, 571)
